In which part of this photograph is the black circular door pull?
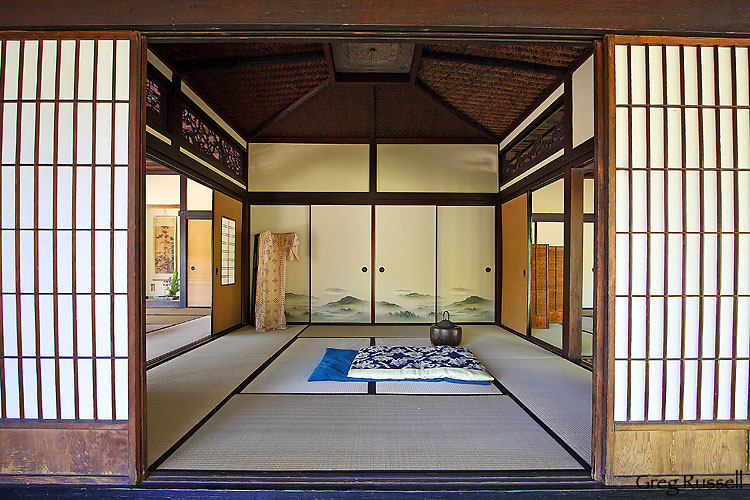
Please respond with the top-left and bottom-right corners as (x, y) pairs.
(485, 267), (492, 273)
(379, 267), (385, 273)
(362, 266), (368, 272)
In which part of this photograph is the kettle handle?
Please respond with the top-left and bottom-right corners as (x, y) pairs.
(442, 310), (450, 322)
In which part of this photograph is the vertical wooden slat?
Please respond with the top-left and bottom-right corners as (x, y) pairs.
(660, 44), (669, 421)
(643, 43), (652, 419)
(712, 45), (722, 421)
(14, 39), (26, 419)
(626, 43), (633, 422)
(90, 39), (98, 420)
(33, 39), (43, 418)
(678, 44), (687, 421)
(52, 38), (62, 420)
(71, 38), (80, 420)
(696, 44), (705, 418)
(110, 39), (118, 420)
(0, 37), (7, 419)
(729, 46), (739, 420)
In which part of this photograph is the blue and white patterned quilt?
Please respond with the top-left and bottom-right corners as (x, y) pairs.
(347, 345), (494, 382)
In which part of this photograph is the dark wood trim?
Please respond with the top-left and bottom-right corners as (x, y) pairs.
(422, 50), (567, 76)
(0, 420), (128, 430)
(254, 136), (496, 144)
(241, 200), (251, 324)
(128, 31), (147, 485)
(562, 166), (583, 360)
(370, 84), (377, 143)
(323, 43), (336, 82)
(414, 79), (500, 143)
(532, 213), (595, 223)
(178, 175), (188, 308)
(409, 44), (423, 84)
(334, 72), (410, 84)
(178, 210), (213, 219)
(495, 203), (502, 324)
(179, 51), (324, 73)
(247, 79), (330, 141)
(247, 192), (498, 205)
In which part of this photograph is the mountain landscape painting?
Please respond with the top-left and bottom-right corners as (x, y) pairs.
(438, 287), (494, 322)
(311, 288), (371, 322)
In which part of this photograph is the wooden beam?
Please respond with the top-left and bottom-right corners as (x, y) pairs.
(562, 166), (583, 360)
(246, 79), (330, 141)
(422, 50), (567, 76)
(323, 43), (336, 82)
(179, 52), (324, 73)
(409, 44), (423, 83)
(415, 79), (499, 143)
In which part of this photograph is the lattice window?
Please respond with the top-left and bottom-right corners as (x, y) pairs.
(181, 105), (244, 180)
(220, 216), (236, 286)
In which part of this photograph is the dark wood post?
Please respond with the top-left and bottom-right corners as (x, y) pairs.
(563, 165), (583, 359)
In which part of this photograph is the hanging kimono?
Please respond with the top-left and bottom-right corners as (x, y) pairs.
(255, 230), (300, 332)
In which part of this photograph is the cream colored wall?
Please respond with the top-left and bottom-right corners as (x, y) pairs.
(531, 178), (564, 213)
(573, 55), (595, 148)
(146, 174), (180, 205)
(186, 178), (212, 210)
(248, 143), (369, 192)
(377, 144), (498, 193)
(145, 174), (181, 298)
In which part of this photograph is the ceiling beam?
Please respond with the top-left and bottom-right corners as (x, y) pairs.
(247, 79), (331, 141)
(415, 79), (500, 143)
(422, 50), (567, 76)
(179, 52), (324, 73)
(323, 44), (336, 82)
(409, 44), (424, 84)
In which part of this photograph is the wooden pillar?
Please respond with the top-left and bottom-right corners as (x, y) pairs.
(563, 166), (583, 359)
(178, 175), (188, 308)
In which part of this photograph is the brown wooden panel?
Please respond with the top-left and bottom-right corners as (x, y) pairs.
(187, 219), (212, 307)
(530, 244), (549, 329)
(0, 427), (129, 476)
(610, 429), (749, 482)
(501, 193), (528, 334)
(548, 246), (564, 323)
(212, 191), (243, 334)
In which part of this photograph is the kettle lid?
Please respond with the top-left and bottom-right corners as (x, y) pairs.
(435, 310), (457, 328)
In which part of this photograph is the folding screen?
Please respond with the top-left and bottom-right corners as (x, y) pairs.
(0, 33), (143, 483)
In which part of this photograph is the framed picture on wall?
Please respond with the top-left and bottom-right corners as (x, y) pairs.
(153, 216), (177, 275)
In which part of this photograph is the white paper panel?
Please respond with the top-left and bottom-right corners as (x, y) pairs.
(2, 294), (17, 356)
(571, 55), (594, 147)
(649, 109), (664, 169)
(682, 360), (698, 420)
(614, 360), (628, 421)
(19, 294), (35, 356)
(3, 358), (20, 418)
(40, 358), (57, 419)
(716, 360), (732, 419)
(614, 234), (629, 296)
(40, 40), (57, 101)
(58, 358), (75, 419)
(113, 294), (127, 357)
(57, 294), (73, 357)
(94, 167), (112, 229)
(631, 170), (647, 231)
(615, 170), (629, 232)
(665, 46), (682, 106)
(76, 358), (94, 420)
(75, 230), (91, 292)
(632, 108), (647, 169)
(21, 40), (39, 101)
(94, 231), (111, 293)
(3, 41), (20, 100)
(96, 40), (113, 101)
(77, 40), (95, 101)
(702, 109), (717, 169)
(647, 360), (663, 420)
(664, 360), (681, 420)
(2, 103), (17, 164)
(717, 47), (733, 106)
(76, 295), (92, 356)
(95, 103), (112, 165)
(59, 40), (76, 101)
(718, 297), (734, 358)
(739, 110), (750, 169)
(631, 297), (647, 358)
(648, 170), (664, 231)
(666, 170), (682, 232)
(666, 109), (682, 169)
(75, 166), (92, 228)
(631, 234), (647, 295)
(94, 294), (111, 356)
(22, 358), (38, 419)
(19, 230), (34, 293)
(39, 103), (55, 165)
(115, 358), (128, 420)
(665, 297), (682, 358)
(684, 170), (700, 232)
(703, 171), (718, 231)
(683, 46), (699, 106)
(648, 299), (664, 359)
(666, 234), (683, 295)
(700, 47), (716, 105)
(76, 103), (93, 164)
(701, 297), (717, 358)
(739, 235), (750, 295)
(615, 108), (629, 168)
(683, 297), (700, 358)
(700, 360), (715, 420)
(19, 103), (36, 165)
(38, 230), (53, 293)
(57, 102), (74, 164)
(630, 46), (647, 105)
(38, 165), (54, 228)
(721, 171), (735, 232)
(720, 109), (734, 169)
(734, 360), (749, 420)
(684, 108), (699, 169)
(38, 294), (54, 356)
(56, 230), (73, 293)
(684, 234), (700, 295)
(648, 46), (664, 105)
(614, 45), (629, 105)
(614, 297), (629, 359)
(737, 298), (750, 358)
(18, 165), (34, 229)
(113, 167), (128, 228)
(736, 47), (749, 106)
(1, 166), (15, 228)
(95, 359), (112, 420)
(113, 231), (127, 294)
(720, 235), (735, 296)
(114, 103), (129, 165)
(115, 40), (130, 101)
(630, 360), (646, 420)
(1, 231), (15, 293)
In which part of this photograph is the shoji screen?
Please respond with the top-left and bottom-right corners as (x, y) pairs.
(612, 40), (750, 423)
(0, 36), (133, 422)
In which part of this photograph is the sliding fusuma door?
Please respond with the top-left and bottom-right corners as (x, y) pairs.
(0, 32), (145, 483)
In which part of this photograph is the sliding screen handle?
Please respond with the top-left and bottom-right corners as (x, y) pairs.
(379, 267), (385, 273)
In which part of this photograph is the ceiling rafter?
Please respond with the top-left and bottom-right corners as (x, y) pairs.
(422, 50), (567, 76)
(409, 44), (423, 84)
(248, 79), (332, 141)
(414, 79), (500, 143)
(179, 51), (325, 73)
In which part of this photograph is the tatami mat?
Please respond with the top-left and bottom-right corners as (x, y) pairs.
(147, 325), (304, 466)
(241, 338), (370, 394)
(300, 324), (428, 338)
(158, 394), (584, 471)
(481, 356), (592, 463)
(461, 326), (558, 359)
(146, 316), (212, 363)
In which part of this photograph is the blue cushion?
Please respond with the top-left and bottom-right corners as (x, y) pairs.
(308, 348), (490, 384)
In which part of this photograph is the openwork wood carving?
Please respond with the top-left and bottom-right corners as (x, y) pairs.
(181, 104), (245, 181)
(501, 106), (565, 183)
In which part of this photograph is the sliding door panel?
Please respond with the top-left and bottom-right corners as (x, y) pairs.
(437, 206), (495, 322)
(375, 206), (436, 323)
(311, 205), (371, 322)
(501, 194), (529, 334)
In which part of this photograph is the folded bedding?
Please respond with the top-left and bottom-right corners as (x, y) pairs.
(308, 346), (493, 384)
